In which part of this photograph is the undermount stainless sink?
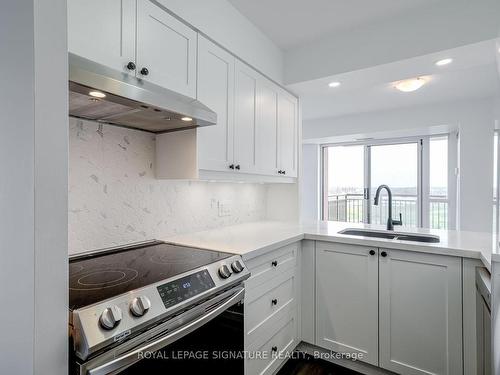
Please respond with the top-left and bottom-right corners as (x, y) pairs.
(338, 228), (440, 243)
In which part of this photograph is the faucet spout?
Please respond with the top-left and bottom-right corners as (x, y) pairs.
(373, 184), (402, 231)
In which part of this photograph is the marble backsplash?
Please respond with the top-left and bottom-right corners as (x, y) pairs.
(68, 118), (267, 254)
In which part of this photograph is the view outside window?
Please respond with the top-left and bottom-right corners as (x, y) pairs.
(325, 145), (364, 222)
(323, 136), (450, 230)
(370, 143), (418, 227)
(429, 137), (448, 229)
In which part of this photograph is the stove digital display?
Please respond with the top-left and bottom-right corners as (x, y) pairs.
(157, 269), (215, 309)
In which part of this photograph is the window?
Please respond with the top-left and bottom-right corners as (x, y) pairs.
(323, 145), (364, 222)
(322, 136), (452, 230)
(429, 137), (448, 229)
(493, 131), (499, 235)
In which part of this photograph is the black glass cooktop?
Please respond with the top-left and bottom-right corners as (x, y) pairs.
(69, 241), (231, 310)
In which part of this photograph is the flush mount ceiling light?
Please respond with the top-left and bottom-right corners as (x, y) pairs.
(394, 77), (427, 92)
(181, 117), (193, 122)
(89, 91), (106, 98)
(328, 81), (341, 88)
(435, 58), (453, 66)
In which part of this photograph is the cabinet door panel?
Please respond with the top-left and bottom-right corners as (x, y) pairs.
(256, 81), (279, 175)
(315, 242), (379, 366)
(68, 0), (135, 72)
(278, 92), (298, 177)
(379, 249), (462, 375)
(137, 1), (197, 98)
(197, 36), (235, 172)
(234, 61), (258, 173)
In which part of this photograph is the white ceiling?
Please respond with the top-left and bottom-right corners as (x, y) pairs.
(287, 40), (500, 120)
(228, 0), (442, 50)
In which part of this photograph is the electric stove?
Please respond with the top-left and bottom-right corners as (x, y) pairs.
(68, 240), (250, 373)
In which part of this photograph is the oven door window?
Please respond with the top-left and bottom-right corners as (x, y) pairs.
(122, 302), (244, 374)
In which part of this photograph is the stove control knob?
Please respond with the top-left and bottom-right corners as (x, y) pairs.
(99, 306), (122, 330)
(218, 264), (232, 279)
(130, 296), (151, 317)
(231, 260), (245, 273)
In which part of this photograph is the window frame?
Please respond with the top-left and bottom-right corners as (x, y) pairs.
(320, 134), (456, 230)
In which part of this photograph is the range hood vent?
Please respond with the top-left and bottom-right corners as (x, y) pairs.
(68, 54), (217, 133)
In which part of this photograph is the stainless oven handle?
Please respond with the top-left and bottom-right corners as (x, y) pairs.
(87, 287), (244, 375)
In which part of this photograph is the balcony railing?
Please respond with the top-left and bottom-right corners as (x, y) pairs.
(327, 193), (448, 229)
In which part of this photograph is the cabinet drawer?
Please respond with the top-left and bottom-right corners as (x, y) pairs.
(245, 317), (297, 375)
(246, 269), (296, 336)
(245, 243), (298, 289)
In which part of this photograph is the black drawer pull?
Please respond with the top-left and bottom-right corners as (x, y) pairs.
(271, 260), (278, 267)
(271, 346), (278, 352)
(271, 298), (278, 306)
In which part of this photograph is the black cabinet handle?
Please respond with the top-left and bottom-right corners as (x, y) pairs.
(229, 164), (235, 169)
(381, 251), (387, 257)
(369, 250), (376, 256)
(140, 67), (149, 76)
(126, 61), (136, 70)
(271, 298), (278, 306)
(282, 170), (286, 175)
(235, 165), (240, 170)
(271, 346), (278, 352)
(271, 260), (278, 267)
(278, 170), (282, 174)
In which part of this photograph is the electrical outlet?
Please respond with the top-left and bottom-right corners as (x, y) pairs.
(218, 200), (232, 217)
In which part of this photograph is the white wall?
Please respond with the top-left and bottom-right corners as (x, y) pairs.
(303, 97), (497, 233)
(0, 0), (68, 374)
(69, 119), (268, 254)
(285, 0), (500, 84)
(155, 0), (284, 83)
(301, 144), (321, 220)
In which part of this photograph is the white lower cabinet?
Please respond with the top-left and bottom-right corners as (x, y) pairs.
(244, 242), (300, 375)
(315, 242), (379, 365)
(379, 249), (462, 375)
(315, 242), (463, 375)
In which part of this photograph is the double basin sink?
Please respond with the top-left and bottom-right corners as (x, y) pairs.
(338, 228), (440, 243)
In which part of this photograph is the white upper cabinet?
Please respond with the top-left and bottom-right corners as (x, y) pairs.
(136, 1), (197, 98)
(68, 1), (299, 181)
(379, 249), (462, 375)
(255, 80), (279, 175)
(233, 61), (259, 174)
(278, 91), (298, 178)
(196, 36), (235, 172)
(68, 0), (136, 73)
(68, 0), (197, 99)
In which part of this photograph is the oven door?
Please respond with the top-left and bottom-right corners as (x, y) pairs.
(77, 286), (244, 375)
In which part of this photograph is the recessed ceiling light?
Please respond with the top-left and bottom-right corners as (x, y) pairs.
(89, 91), (106, 98)
(394, 77), (427, 92)
(181, 117), (193, 122)
(435, 58), (453, 66)
(328, 81), (341, 88)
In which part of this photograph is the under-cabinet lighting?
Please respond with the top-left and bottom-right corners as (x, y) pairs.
(89, 91), (106, 98)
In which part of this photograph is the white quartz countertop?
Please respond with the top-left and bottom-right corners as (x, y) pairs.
(164, 221), (496, 271)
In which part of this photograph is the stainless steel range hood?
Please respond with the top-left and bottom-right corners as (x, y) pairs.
(68, 53), (217, 133)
